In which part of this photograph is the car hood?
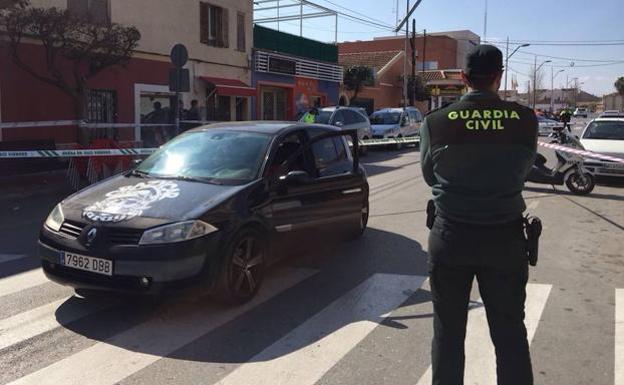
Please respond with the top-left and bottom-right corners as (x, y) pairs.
(580, 139), (624, 157)
(371, 124), (399, 133)
(61, 174), (247, 227)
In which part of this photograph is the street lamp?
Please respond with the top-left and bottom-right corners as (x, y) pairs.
(550, 68), (565, 112)
(533, 58), (551, 108)
(503, 42), (530, 100)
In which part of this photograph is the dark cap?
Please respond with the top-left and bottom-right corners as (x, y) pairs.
(464, 44), (504, 77)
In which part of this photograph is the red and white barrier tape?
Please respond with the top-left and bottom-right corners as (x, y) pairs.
(538, 142), (624, 164)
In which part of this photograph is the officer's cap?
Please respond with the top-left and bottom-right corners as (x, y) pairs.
(464, 44), (504, 77)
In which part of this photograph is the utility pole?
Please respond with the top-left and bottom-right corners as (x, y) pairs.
(410, 18), (417, 106)
(422, 29), (427, 76)
(503, 41), (529, 100)
(403, 0), (409, 107)
(483, 0), (488, 43)
(395, 0), (399, 36)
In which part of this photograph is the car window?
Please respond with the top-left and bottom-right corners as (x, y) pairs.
(332, 110), (345, 126)
(342, 110), (361, 125)
(370, 112), (401, 125)
(314, 111), (332, 124)
(267, 131), (308, 177)
(409, 109), (422, 122)
(311, 136), (353, 177)
(582, 121), (624, 140)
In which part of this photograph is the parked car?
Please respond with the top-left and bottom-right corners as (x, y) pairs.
(300, 106), (373, 154)
(574, 108), (588, 118)
(39, 122), (369, 304)
(599, 110), (624, 118)
(579, 118), (624, 177)
(369, 107), (423, 149)
(537, 115), (564, 136)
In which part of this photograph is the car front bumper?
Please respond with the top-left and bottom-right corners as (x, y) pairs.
(584, 161), (624, 177)
(39, 229), (223, 294)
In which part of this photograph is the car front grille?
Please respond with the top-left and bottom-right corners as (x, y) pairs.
(59, 221), (84, 238)
(57, 221), (143, 245)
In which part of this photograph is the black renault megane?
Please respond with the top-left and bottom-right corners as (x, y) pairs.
(39, 122), (369, 303)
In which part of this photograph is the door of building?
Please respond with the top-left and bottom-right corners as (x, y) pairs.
(261, 88), (286, 120)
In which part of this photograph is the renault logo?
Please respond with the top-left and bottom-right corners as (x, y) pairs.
(86, 228), (98, 245)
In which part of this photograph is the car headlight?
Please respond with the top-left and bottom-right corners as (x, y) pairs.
(44, 204), (64, 232)
(139, 220), (218, 245)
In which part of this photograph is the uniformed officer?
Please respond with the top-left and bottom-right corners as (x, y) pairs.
(420, 45), (538, 385)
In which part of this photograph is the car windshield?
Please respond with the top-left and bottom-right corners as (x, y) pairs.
(582, 121), (624, 140)
(135, 130), (271, 184)
(370, 112), (401, 125)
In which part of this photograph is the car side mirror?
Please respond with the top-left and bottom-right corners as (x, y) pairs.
(334, 121), (344, 127)
(401, 117), (409, 126)
(131, 158), (142, 167)
(279, 170), (312, 185)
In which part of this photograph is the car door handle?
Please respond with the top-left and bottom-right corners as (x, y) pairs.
(342, 188), (362, 195)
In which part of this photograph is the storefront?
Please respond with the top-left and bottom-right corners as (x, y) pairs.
(423, 69), (467, 110)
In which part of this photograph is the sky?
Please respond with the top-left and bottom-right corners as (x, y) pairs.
(254, 0), (624, 96)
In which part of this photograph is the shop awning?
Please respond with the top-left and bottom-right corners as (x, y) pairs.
(200, 76), (256, 97)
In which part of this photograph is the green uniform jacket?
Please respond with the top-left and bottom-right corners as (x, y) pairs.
(420, 90), (538, 224)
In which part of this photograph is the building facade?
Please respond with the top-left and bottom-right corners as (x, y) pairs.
(1, 0), (254, 146)
(252, 25), (342, 121)
(338, 30), (479, 112)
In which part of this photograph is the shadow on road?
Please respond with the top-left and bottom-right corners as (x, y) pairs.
(56, 227), (429, 365)
(524, 186), (624, 202)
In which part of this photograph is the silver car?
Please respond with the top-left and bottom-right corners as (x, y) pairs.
(301, 106), (373, 153)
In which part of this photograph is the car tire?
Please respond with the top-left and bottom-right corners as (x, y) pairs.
(346, 199), (369, 240)
(211, 227), (266, 305)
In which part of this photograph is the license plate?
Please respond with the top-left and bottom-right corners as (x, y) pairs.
(60, 252), (113, 276)
(602, 162), (624, 169)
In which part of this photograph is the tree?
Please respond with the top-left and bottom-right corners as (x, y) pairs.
(407, 75), (429, 105)
(615, 77), (624, 110)
(343, 65), (373, 105)
(0, 1), (140, 144)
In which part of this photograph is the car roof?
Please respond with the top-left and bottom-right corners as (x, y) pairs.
(592, 117), (624, 122)
(373, 108), (404, 113)
(187, 121), (344, 136)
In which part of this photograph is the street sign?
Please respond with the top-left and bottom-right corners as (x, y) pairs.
(169, 68), (190, 92)
(170, 44), (188, 68)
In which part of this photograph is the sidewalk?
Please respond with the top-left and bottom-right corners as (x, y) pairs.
(0, 170), (72, 200)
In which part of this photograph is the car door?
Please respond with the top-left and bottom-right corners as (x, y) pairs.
(342, 109), (370, 141)
(409, 109), (423, 136)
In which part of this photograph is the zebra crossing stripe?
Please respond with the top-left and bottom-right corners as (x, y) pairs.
(6, 268), (317, 385)
(416, 283), (552, 385)
(216, 274), (427, 385)
(0, 297), (115, 351)
(0, 269), (48, 299)
(616, 289), (623, 385)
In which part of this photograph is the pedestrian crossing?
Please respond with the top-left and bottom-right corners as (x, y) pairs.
(0, 269), (48, 298)
(0, 267), (621, 385)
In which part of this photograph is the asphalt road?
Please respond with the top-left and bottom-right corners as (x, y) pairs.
(0, 127), (622, 385)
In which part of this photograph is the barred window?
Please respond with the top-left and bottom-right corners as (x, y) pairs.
(200, 2), (229, 48)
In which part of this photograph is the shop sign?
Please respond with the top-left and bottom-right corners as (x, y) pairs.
(269, 57), (297, 75)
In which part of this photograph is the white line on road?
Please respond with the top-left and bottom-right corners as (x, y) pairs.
(215, 274), (427, 385)
(616, 289), (623, 385)
(0, 297), (115, 350)
(0, 269), (48, 298)
(7, 268), (317, 385)
(416, 283), (552, 385)
(0, 254), (27, 264)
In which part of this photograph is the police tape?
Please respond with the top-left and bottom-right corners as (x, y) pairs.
(537, 141), (624, 164)
(0, 137), (420, 159)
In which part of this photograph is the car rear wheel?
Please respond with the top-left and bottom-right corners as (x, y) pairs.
(347, 200), (369, 240)
(212, 228), (266, 305)
(359, 137), (369, 156)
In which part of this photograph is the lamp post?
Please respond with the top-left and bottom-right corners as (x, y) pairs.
(550, 68), (565, 112)
(533, 57), (551, 109)
(503, 40), (529, 100)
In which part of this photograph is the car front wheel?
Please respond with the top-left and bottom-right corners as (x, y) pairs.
(212, 228), (266, 304)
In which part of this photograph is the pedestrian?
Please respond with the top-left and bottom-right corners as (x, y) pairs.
(186, 99), (201, 122)
(420, 44), (538, 385)
(559, 108), (572, 132)
(302, 107), (319, 123)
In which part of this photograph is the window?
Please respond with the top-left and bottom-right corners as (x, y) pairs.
(312, 136), (352, 177)
(200, 2), (229, 48)
(408, 109), (422, 123)
(331, 110), (345, 126)
(342, 110), (358, 125)
(67, 0), (110, 23)
(87, 89), (116, 123)
(237, 12), (246, 52)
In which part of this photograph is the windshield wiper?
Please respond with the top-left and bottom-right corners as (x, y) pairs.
(156, 174), (224, 185)
(127, 169), (152, 178)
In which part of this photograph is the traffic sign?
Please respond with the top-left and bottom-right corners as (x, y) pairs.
(169, 68), (190, 92)
(170, 44), (188, 68)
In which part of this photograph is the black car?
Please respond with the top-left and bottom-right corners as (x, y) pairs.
(39, 122), (369, 303)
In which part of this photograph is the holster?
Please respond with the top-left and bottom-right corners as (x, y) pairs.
(426, 199), (436, 230)
(523, 215), (542, 267)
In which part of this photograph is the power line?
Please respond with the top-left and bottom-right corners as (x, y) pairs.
(316, 0), (395, 30)
(489, 42), (624, 63)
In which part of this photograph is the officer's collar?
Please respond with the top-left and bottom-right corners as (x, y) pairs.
(460, 89), (501, 101)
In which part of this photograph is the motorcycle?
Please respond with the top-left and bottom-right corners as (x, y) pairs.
(526, 128), (595, 195)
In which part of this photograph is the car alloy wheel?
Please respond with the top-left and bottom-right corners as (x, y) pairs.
(213, 228), (266, 304)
